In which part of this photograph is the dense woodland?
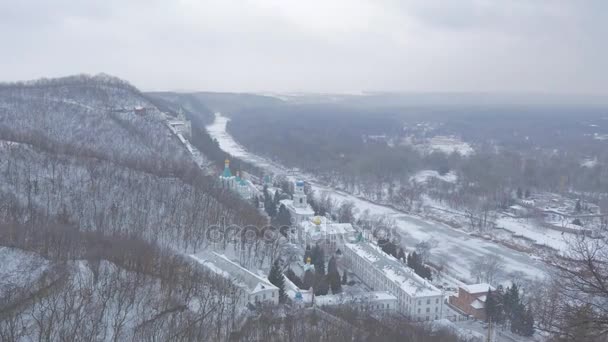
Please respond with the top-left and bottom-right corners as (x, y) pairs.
(226, 100), (608, 230)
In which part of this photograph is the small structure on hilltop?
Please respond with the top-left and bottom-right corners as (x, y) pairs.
(448, 283), (495, 320)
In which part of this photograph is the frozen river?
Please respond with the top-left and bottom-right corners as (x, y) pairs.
(206, 113), (547, 283)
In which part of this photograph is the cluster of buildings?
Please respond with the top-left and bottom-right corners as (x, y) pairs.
(206, 174), (496, 322)
(274, 180), (446, 321)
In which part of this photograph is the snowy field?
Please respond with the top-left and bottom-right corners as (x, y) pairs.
(0, 247), (50, 297)
(411, 170), (458, 184)
(206, 113), (548, 284)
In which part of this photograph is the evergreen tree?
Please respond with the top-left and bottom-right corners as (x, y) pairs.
(575, 199), (582, 213)
(313, 272), (329, 296)
(516, 187), (523, 199)
(503, 284), (521, 322)
(276, 204), (292, 227)
(274, 189), (281, 205)
(311, 245), (325, 275)
(268, 259), (287, 303)
(302, 269), (315, 290)
(520, 307), (535, 337)
(254, 195), (260, 208)
(265, 194), (277, 217)
(327, 257), (342, 294)
(485, 289), (504, 323)
(396, 248), (406, 263)
(285, 268), (303, 289)
(341, 271), (348, 285)
(524, 189), (531, 198)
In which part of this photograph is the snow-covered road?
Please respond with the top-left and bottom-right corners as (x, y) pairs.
(206, 113), (547, 283)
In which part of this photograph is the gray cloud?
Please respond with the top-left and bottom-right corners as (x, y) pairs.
(1, 0), (606, 94)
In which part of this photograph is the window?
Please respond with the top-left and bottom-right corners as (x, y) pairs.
(263, 294), (266, 300)
(427, 299), (430, 305)
(418, 308), (420, 314)
(435, 307), (438, 312)
(426, 316), (430, 321)
(418, 300), (421, 305)
(435, 315), (438, 320)
(272, 292), (275, 297)
(255, 295), (259, 302)
(436, 298), (439, 304)
(426, 308), (430, 313)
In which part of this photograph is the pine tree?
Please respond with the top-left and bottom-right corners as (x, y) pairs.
(313, 272), (329, 296)
(265, 195), (277, 217)
(311, 245), (325, 275)
(341, 271), (348, 285)
(516, 187), (523, 199)
(327, 257), (342, 294)
(276, 204), (292, 227)
(268, 259), (287, 303)
(302, 269), (314, 290)
(274, 189), (281, 205)
(520, 307), (535, 337)
(485, 289), (502, 323)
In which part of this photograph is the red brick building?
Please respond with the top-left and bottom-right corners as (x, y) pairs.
(449, 283), (494, 320)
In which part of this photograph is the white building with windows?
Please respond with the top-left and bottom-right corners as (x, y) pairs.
(316, 291), (397, 313)
(280, 180), (315, 225)
(342, 242), (444, 321)
(300, 216), (355, 256)
(190, 252), (279, 306)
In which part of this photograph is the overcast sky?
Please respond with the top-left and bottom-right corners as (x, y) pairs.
(1, 0), (607, 94)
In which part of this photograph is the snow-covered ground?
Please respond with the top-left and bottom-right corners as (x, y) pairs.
(0, 247), (50, 297)
(412, 135), (474, 156)
(411, 170), (458, 184)
(580, 157), (598, 168)
(495, 216), (571, 252)
(206, 113), (548, 283)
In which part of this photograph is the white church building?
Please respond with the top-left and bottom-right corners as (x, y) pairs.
(299, 216), (356, 257)
(219, 159), (256, 200)
(279, 180), (315, 225)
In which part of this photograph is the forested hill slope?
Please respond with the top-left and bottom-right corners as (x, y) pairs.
(0, 75), (267, 340)
(0, 74), (193, 176)
(0, 74), (266, 246)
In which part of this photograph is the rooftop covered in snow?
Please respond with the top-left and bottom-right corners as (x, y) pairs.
(460, 283), (494, 294)
(345, 242), (442, 298)
(190, 252), (278, 294)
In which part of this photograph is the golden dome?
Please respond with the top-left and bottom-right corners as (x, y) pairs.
(312, 216), (322, 225)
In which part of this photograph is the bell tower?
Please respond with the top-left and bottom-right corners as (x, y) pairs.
(293, 180), (307, 208)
